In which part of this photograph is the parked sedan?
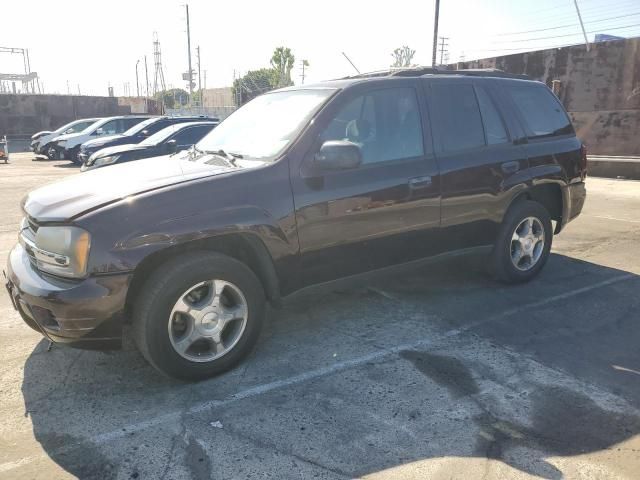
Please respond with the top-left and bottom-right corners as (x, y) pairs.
(31, 118), (101, 158)
(50, 115), (152, 163)
(81, 121), (217, 171)
(77, 115), (217, 164)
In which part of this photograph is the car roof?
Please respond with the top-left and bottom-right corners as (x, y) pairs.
(165, 121), (217, 129)
(279, 68), (539, 93)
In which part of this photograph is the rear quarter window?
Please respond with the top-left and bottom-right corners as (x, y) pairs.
(508, 85), (573, 138)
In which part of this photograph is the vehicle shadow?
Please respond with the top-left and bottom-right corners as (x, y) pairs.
(18, 253), (640, 479)
(53, 162), (80, 169)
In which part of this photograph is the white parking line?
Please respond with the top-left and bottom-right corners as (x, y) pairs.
(0, 272), (635, 473)
(590, 215), (640, 224)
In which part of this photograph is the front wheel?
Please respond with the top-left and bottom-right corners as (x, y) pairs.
(490, 200), (553, 284)
(45, 145), (60, 160)
(132, 252), (266, 381)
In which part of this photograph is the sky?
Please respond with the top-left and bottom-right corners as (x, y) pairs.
(2, 0), (639, 97)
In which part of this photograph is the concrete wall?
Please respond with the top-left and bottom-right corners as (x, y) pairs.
(202, 87), (234, 109)
(0, 94), (161, 136)
(457, 38), (640, 155)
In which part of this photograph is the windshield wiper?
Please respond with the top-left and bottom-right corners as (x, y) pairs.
(203, 149), (243, 166)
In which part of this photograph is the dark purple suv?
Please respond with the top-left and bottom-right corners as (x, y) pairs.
(5, 69), (587, 380)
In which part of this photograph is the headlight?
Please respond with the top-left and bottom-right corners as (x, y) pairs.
(92, 154), (120, 167)
(20, 224), (91, 278)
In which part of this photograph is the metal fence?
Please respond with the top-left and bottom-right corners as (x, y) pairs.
(1, 134), (31, 155)
(165, 106), (236, 121)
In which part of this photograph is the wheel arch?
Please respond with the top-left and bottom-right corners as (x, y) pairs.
(505, 182), (565, 233)
(124, 233), (281, 321)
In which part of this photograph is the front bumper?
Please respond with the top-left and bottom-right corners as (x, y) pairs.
(5, 243), (132, 350)
(78, 151), (90, 164)
(30, 141), (40, 153)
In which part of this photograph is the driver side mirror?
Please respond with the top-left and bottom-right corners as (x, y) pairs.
(141, 129), (150, 137)
(314, 140), (362, 170)
(165, 139), (178, 153)
(95, 127), (104, 136)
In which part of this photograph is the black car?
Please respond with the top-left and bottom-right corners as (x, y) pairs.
(77, 115), (218, 164)
(81, 122), (217, 171)
(5, 68), (587, 381)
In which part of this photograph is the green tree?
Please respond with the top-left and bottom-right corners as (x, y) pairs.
(271, 47), (295, 87)
(391, 46), (416, 68)
(233, 68), (278, 106)
(155, 88), (189, 109)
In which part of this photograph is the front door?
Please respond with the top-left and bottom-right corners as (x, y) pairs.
(290, 80), (441, 288)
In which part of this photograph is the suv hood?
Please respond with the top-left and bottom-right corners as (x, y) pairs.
(23, 153), (240, 222)
(82, 134), (125, 149)
(53, 132), (85, 142)
(92, 143), (148, 159)
(31, 131), (53, 140)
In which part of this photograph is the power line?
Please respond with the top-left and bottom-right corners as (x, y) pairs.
(492, 22), (640, 44)
(495, 11), (640, 36)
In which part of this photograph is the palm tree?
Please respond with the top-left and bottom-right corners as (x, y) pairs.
(271, 47), (296, 87)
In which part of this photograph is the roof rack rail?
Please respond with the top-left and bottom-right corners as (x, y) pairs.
(342, 67), (530, 80)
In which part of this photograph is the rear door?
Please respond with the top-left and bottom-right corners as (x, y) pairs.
(426, 77), (529, 250)
(291, 79), (441, 287)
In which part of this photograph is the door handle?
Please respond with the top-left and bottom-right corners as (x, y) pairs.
(501, 161), (520, 174)
(409, 176), (432, 188)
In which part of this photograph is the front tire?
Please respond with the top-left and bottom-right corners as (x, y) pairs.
(490, 200), (552, 284)
(132, 252), (266, 381)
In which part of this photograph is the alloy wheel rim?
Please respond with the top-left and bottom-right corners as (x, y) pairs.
(510, 216), (545, 271)
(168, 279), (248, 362)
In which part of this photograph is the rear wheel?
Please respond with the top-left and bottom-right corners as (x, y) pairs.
(490, 200), (552, 283)
(132, 252), (265, 381)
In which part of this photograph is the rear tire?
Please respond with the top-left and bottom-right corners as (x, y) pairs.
(490, 200), (552, 284)
(132, 252), (266, 381)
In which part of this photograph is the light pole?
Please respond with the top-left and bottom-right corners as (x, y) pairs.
(135, 60), (140, 97)
(432, 0), (440, 67)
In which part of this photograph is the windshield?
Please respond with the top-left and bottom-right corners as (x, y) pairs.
(123, 117), (158, 136)
(56, 119), (96, 134)
(196, 89), (334, 160)
(140, 124), (196, 146)
(80, 118), (108, 134)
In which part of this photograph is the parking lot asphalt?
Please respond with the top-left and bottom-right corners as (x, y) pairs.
(0, 153), (638, 480)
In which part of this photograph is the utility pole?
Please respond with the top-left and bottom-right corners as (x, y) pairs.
(573, 0), (590, 52)
(197, 45), (202, 107)
(144, 55), (150, 112)
(432, 0), (440, 67)
(185, 4), (193, 107)
(66, 80), (70, 95)
(300, 59), (309, 84)
(135, 60), (140, 97)
(438, 37), (449, 65)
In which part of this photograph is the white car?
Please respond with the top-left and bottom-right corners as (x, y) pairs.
(50, 115), (151, 163)
(31, 118), (101, 159)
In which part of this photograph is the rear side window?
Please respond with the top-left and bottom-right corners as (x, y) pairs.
(508, 85), (572, 138)
(475, 86), (508, 145)
(432, 84), (485, 153)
